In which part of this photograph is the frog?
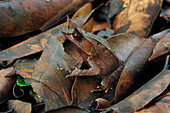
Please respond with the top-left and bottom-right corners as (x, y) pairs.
(62, 21), (124, 92)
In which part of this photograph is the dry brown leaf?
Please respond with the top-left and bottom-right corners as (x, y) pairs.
(31, 38), (75, 111)
(95, 98), (111, 109)
(0, 67), (15, 104)
(104, 56), (170, 112)
(114, 30), (169, 103)
(113, 0), (161, 38)
(135, 89), (170, 113)
(0, 0), (94, 37)
(107, 33), (144, 62)
(149, 33), (170, 61)
(71, 77), (100, 108)
(7, 100), (32, 113)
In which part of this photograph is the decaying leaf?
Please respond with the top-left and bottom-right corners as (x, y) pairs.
(114, 30), (169, 103)
(45, 106), (90, 113)
(136, 88), (170, 113)
(0, 1), (169, 112)
(149, 33), (170, 61)
(14, 59), (37, 79)
(92, 22), (108, 33)
(7, 100), (32, 113)
(71, 3), (95, 33)
(0, 35), (48, 62)
(150, 29), (170, 41)
(0, 0), (94, 37)
(40, 0), (95, 31)
(0, 67), (16, 104)
(113, 0), (161, 37)
(71, 77), (100, 108)
(104, 55), (170, 112)
(5, 59), (38, 85)
(31, 38), (75, 111)
(0, 10), (94, 62)
(95, 98), (111, 109)
(107, 33), (144, 62)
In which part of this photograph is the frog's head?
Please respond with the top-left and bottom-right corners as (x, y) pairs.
(62, 17), (84, 42)
(62, 18), (92, 57)
(62, 27), (90, 57)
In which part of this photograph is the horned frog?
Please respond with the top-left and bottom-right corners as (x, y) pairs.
(62, 21), (124, 92)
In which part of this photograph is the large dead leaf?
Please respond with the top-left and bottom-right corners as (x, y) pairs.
(103, 56), (170, 112)
(113, 0), (161, 37)
(31, 38), (75, 111)
(0, 0), (93, 37)
(0, 10), (94, 62)
(7, 100), (32, 113)
(107, 33), (144, 62)
(149, 33), (170, 61)
(136, 88), (170, 113)
(114, 30), (169, 103)
(0, 67), (16, 104)
(40, 0), (95, 31)
(151, 29), (170, 40)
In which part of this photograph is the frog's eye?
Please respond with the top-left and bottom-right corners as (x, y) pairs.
(73, 33), (82, 41)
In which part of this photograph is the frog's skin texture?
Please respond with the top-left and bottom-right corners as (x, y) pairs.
(62, 25), (123, 91)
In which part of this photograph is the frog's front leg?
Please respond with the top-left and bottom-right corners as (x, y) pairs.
(74, 57), (84, 69)
(66, 58), (101, 77)
(93, 66), (124, 92)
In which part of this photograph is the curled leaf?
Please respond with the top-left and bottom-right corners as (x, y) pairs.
(105, 56), (170, 112)
(149, 33), (170, 61)
(114, 30), (170, 103)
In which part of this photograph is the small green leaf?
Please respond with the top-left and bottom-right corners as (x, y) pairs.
(17, 75), (30, 87)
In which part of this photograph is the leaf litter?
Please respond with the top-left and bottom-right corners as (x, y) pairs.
(0, 0), (169, 112)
